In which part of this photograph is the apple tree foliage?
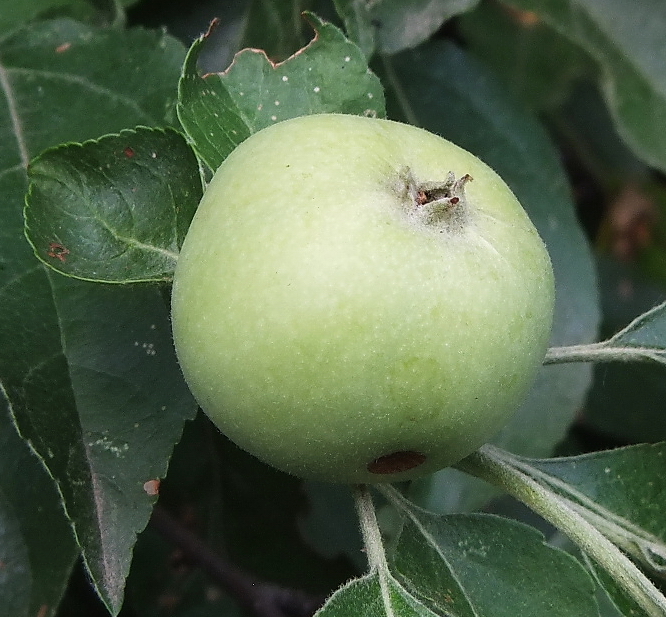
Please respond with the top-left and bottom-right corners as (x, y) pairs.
(2, 0), (666, 616)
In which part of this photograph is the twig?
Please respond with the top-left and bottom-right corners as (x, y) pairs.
(150, 504), (326, 617)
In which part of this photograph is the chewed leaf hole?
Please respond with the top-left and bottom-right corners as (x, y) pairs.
(367, 451), (426, 474)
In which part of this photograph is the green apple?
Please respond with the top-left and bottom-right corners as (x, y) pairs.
(171, 113), (554, 484)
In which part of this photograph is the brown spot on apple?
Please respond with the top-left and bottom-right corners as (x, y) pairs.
(367, 450), (426, 474)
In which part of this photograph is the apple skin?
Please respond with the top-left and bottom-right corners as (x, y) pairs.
(171, 113), (555, 484)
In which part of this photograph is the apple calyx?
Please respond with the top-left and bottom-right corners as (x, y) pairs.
(402, 170), (473, 232)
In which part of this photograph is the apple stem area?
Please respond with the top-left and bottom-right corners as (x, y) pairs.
(402, 170), (472, 232)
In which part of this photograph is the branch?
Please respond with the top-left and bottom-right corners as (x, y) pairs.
(150, 504), (326, 617)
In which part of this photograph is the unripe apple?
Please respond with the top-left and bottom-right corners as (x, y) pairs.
(171, 113), (554, 484)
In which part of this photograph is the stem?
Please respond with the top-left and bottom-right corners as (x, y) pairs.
(544, 342), (665, 365)
(353, 485), (395, 612)
(353, 485), (390, 572)
(455, 445), (666, 617)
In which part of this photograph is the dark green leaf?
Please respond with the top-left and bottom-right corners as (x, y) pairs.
(458, 1), (594, 111)
(25, 127), (202, 283)
(393, 511), (599, 617)
(0, 20), (184, 154)
(8, 275), (198, 614)
(500, 444), (666, 614)
(240, 0), (311, 61)
(0, 399), (78, 617)
(0, 18), (189, 614)
(177, 12), (386, 171)
(607, 300), (666, 350)
(368, 0), (479, 55)
(525, 444), (666, 569)
(504, 0), (666, 172)
(0, 488), (31, 617)
(384, 41), (599, 512)
(584, 258), (666, 444)
(332, 0), (376, 58)
(299, 482), (365, 571)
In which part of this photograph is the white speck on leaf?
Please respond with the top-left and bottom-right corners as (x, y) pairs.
(91, 436), (129, 457)
(313, 86), (320, 93)
(282, 75), (288, 82)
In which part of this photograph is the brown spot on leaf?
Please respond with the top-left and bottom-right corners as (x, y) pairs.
(55, 42), (71, 53)
(367, 451), (426, 475)
(47, 242), (70, 262)
(124, 146), (135, 158)
(143, 479), (160, 496)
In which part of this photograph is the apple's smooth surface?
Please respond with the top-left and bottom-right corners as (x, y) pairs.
(171, 113), (555, 483)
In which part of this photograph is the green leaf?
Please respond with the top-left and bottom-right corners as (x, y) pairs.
(0, 489), (31, 617)
(0, 399), (78, 617)
(384, 41), (600, 512)
(0, 20), (184, 154)
(315, 572), (438, 617)
(392, 511), (600, 617)
(490, 444), (666, 614)
(545, 299), (666, 366)
(7, 275), (198, 614)
(0, 0), (89, 33)
(608, 300), (666, 351)
(583, 259), (666, 444)
(25, 127), (202, 283)
(367, 0), (479, 55)
(458, 1), (594, 111)
(332, 0), (376, 58)
(523, 444), (666, 574)
(503, 0), (666, 172)
(239, 0), (311, 62)
(177, 12), (386, 171)
(0, 19), (190, 614)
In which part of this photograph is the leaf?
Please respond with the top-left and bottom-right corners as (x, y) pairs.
(606, 300), (666, 353)
(332, 0), (376, 58)
(0, 398), (78, 617)
(494, 444), (666, 614)
(0, 0), (88, 33)
(545, 299), (666, 366)
(367, 0), (480, 55)
(25, 127), (202, 283)
(299, 482), (365, 571)
(458, 1), (594, 111)
(0, 488), (31, 617)
(7, 275), (198, 614)
(384, 41), (600, 512)
(239, 0), (311, 62)
(583, 258), (666, 444)
(521, 444), (666, 574)
(315, 572), (438, 617)
(0, 0), (138, 33)
(392, 511), (600, 617)
(503, 0), (666, 172)
(0, 19), (190, 614)
(177, 12), (386, 171)
(0, 19), (184, 152)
